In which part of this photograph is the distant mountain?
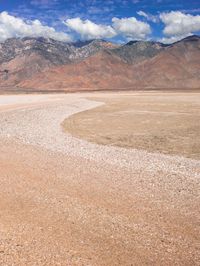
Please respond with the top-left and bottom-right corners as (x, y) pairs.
(0, 37), (119, 65)
(71, 39), (119, 49)
(0, 37), (74, 65)
(0, 37), (119, 86)
(173, 35), (200, 44)
(110, 40), (167, 64)
(0, 35), (200, 91)
(69, 39), (120, 61)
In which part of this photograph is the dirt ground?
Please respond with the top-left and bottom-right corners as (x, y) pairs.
(63, 92), (200, 159)
(0, 93), (199, 265)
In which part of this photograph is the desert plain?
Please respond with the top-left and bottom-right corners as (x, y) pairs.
(0, 91), (199, 265)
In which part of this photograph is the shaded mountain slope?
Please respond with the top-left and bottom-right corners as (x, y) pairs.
(0, 35), (200, 91)
(110, 40), (167, 64)
(19, 51), (135, 91)
(129, 36), (200, 89)
(0, 37), (119, 87)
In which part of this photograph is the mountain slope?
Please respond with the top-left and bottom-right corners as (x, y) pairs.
(19, 51), (135, 91)
(129, 35), (200, 89)
(0, 35), (200, 91)
(0, 37), (119, 87)
(110, 40), (167, 64)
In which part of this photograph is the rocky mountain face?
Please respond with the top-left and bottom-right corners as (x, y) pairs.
(0, 37), (72, 65)
(110, 40), (167, 64)
(69, 39), (119, 61)
(0, 37), (119, 87)
(0, 35), (199, 91)
(0, 37), (118, 65)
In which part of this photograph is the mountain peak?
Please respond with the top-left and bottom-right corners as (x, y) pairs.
(125, 40), (167, 47)
(0, 35), (200, 91)
(168, 35), (200, 46)
(126, 41), (139, 46)
(181, 35), (200, 42)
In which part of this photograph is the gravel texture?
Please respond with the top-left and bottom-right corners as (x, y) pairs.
(0, 93), (199, 265)
(0, 94), (199, 177)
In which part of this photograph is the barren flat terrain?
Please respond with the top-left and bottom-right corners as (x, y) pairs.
(63, 92), (200, 159)
(0, 92), (199, 265)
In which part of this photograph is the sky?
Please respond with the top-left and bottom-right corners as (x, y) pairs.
(0, 0), (200, 43)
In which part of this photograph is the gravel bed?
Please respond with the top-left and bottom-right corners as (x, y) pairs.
(0, 95), (199, 179)
(0, 94), (199, 265)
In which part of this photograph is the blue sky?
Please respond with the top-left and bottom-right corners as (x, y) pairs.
(0, 0), (200, 43)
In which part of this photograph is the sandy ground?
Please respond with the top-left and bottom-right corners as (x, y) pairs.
(0, 92), (199, 265)
(63, 92), (200, 160)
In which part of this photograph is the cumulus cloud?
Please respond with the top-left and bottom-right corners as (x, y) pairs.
(64, 18), (116, 40)
(0, 11), (72, 42)
(160, 11), (200, 38)
(112, 17), (151, 40)
(137, 11), (158, 23)
(159, 34), (191, 44)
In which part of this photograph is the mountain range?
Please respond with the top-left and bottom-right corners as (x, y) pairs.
(0, 35), (200, 92)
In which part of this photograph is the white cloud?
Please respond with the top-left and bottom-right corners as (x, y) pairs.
(64, 18), (116, 40)
(0, 11), (72, 42)
(137, 11), (158, 23)
(112, 17), (151, 40)
(160, 11), (200, 37)
(159, 34), (191, 44)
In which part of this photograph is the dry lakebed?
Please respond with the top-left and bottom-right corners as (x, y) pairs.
(0, 92), (199, 265)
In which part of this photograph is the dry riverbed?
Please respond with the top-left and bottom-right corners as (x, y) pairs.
(0, 92), (199, 266)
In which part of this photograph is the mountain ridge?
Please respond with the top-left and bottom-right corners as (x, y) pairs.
(0, 35), (200, 91)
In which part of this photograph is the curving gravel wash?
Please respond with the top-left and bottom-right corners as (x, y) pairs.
(0, 94), (199, 265)
(0, 95), (199, 179)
